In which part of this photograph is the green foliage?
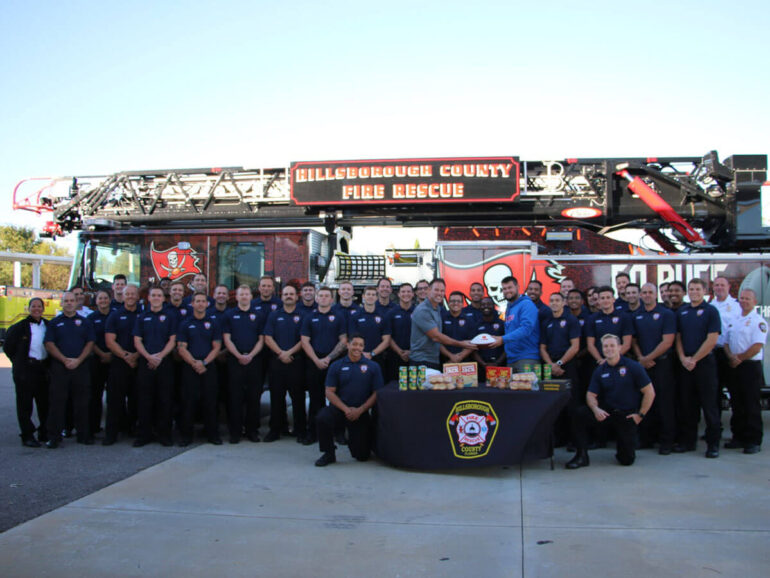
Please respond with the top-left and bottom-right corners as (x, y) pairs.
(0, 225), (72, 289)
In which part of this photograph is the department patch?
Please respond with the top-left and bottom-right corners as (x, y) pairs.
(204, 322), (211, 330)
(459, 319), (465, 326)
(619, 366), (627, 376)
(612, 316), (619, 324)
(271, 304), (278, 310)
(160, 315), (166, 322)
(493, 323), (499, 330)
(761, 322), (767, 333)
(697, 309), (704, 316)
(579, 319), (585, 326)
(560, 319), (567, 328)
(328, 315), (335, 322)
(447, 400), (499, 459)
(360, 365), (368, 373)
(653, 313), (660, 320)
(250, 313), (256, 321)
(293, 315), (301, 323)
(375, 316), (382, 324)
(74, 319), (82, 326)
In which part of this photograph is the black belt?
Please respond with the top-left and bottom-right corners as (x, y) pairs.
(27, 358), (45, 364)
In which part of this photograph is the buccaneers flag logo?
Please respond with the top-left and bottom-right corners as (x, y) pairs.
(150, 242), (202, 281)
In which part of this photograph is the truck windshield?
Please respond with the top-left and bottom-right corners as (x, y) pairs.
(217, 242), (264, 289)
(70, 237), (142, 289)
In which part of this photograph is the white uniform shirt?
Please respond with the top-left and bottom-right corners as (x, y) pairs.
(29, 320), (48, 360)
(711, 296), (740, 348)
(726, 310), (766, 361)
(77, 306), (94, 317)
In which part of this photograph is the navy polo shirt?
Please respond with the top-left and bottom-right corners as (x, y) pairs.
(348, 308), (391, 352)
(301, 308), (347, 357)
(297, 302), (318, 317)
(385, 304), (415, 350)
(585, 310), (634, 342)
(206, 306), (229, 329)
(45, 313), (95, 358)
(90, 310), (110, 351)
(589, 356), (651, 411)
(375, 300), (397, 317)
(632, 304), (676, 357)
(264, 307), (304, 351)
(222, 307), (265, 353)
(461, 305), (483, 325)
(540, 312), (581, 359)
(475, 317), (505, 362)
(177, 315), (222, 359)
(134, 309), (178, 355)
(251, 296), (282, 316)
(105, 306), (140, 352)
(677, 301), (721, 356)
(332, 302), (360, 328)
(441, 310), (477, 354)
(614, 298), (629, 312)
(325, 355), (384, 407)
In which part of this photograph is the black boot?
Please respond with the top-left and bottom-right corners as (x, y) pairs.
(566, 450), (590, 469)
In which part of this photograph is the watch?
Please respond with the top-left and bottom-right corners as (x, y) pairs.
(556, 360), (563, 366)
(638, 411), (645, 419)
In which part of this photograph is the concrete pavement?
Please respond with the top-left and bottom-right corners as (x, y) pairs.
(0, 350), (768, 576)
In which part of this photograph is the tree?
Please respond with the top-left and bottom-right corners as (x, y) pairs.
(0, 225), (72, 289)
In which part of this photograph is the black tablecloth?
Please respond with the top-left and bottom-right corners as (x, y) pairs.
(375, 385), (570, 469)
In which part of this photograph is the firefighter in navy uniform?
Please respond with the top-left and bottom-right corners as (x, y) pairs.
(301, 287), (348, 445)
(89, 290), (113, 436)
(385, 283), (415, 382)
(222, 285), (266, 444)
(348, 286), (391, 374)
(314, 334), (384, 467)
(103, 284), (141, 445)
(585, 286), (634, 364)
(724, 288), (765, 454)
(43, 292), (95, 448)
(133, 286), (178, 447)
(566, 334), (655, 469)
(540, 292), (581, 388)
(675, 278), (721, 458)
(441, 290), (477, 364)
(263, 285), (306, 442)
(4, 297), (49, 447)
(632, 283), (677, 454)
(472, 297), (506, 380)
(177, 292), (223, 446)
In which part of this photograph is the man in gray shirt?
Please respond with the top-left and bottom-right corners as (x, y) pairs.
(410, 278), (476, 370)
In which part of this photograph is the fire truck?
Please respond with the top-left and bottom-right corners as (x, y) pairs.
(11, 151), (770, 390)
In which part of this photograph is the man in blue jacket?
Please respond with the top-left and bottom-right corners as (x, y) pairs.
(490, 276), (540, 372)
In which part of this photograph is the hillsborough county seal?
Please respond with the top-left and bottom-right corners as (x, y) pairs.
(447, 400), (499, 459)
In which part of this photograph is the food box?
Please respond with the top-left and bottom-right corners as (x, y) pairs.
(486, 366), (512, 388)
(442, 362), (479, 388)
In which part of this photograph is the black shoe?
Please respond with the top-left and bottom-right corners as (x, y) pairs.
(263, 430), (281, 443)
(46, 440), (60, 449)
(62, 429), (73, 438)
(246, 433), (261, 443)
(566, 451), (589, 469)
(672, 443), (695, 453)
(743, 445), (761, 455)
(179, 438), (191, 447)
(133, 439), (150, 448)
(658, 445), (672, 456)
(22, 438), (41, 448)
(724, 439), (744, 449)
(208, 438), (223, 446)
(315, 452), (336, 467)
(705, 445), (719, 458)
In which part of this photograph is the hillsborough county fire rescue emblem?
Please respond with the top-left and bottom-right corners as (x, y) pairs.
(447, 400), (499, 459)
(150, 242), (202, 281)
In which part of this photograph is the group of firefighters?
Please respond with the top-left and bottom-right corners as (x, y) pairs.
(3, 269), (765, 468)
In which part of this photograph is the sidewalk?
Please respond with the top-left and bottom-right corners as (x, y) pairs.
(1, 418), (768, 577)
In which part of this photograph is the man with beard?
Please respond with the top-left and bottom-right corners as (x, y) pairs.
(489, 276), (539, 372)
(666, 281), (686, 312)
(462, 282), (485, 323)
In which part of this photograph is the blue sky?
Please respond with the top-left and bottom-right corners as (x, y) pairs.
(1, 0), (768, 237)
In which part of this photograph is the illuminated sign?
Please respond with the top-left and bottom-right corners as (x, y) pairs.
(290, 157), (520, 206)
(561, 207), (603, 219)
